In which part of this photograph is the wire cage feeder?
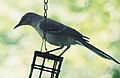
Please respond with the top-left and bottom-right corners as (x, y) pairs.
(29, 51), (64, 78)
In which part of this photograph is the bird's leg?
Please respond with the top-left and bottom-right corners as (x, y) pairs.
(59, 46), (71, 56)
(45, 46), (64, 53)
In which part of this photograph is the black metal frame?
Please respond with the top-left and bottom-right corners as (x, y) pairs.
(29, 51), (63, 78)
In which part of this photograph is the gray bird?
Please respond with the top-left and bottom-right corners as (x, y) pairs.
(14, 12), (120, 64)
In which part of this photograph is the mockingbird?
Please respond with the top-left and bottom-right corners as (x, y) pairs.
(14, 12), (120, 64)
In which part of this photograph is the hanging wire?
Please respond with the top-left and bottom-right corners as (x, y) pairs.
(40, 0), (48, 52)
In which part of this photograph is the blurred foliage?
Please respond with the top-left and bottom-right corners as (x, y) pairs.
(0, 0), (120, 78)
(112, 68), (120, 78)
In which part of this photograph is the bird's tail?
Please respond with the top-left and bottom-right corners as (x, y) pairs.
(77, 40), (120, 64)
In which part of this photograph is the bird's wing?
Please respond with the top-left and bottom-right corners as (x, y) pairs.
(60, 27), (90, 42)
(40, 18), (66, 33)
(40, 18), (89, 41)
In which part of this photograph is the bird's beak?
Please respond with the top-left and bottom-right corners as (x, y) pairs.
(14, 24), (20, 29)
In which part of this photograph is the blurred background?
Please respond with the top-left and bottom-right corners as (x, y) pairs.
(0, 0), (120, 78)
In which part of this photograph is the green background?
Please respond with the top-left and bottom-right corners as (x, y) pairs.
(0, 0), (120, 78)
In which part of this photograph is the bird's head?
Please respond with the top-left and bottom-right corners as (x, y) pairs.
(14, 12), (41, 29)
